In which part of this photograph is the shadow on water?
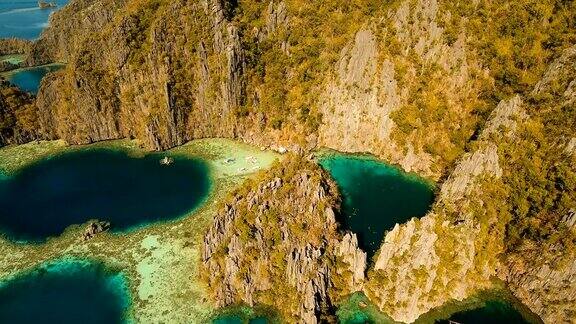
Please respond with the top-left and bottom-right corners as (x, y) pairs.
(211, 304), (280, 324)
(318, 151), (435, 259)
(0, 148), (211, 243)
(416, 289), (543, 324)
(0, 259), (131, 324)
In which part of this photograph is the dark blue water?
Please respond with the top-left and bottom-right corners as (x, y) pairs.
(436, 300), (533, 324)
(319, 153), (435, 258)
(0, 260), (130, 324)
(0, 148), (211, 242)
(5, 64), (64, 94)
(0, 0), (69, 39)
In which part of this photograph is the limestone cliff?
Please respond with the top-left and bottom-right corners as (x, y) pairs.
(319, 0), (489, 178)
(25, 0), (129, 66)
(498, 46), (576, 324)
(31, 0), (249, 149)
(202, 157), (366, 323)
(364, 45), (576, 323)
(11, 0), (571, 179)
(364, 95), (520, 323)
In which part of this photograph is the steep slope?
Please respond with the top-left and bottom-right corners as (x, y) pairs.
(25, 0), (129, 66)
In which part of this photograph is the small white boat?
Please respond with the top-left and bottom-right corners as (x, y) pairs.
(160, 156), (174, 166)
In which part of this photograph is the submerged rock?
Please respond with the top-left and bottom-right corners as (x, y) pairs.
(82, 220), (111, 241)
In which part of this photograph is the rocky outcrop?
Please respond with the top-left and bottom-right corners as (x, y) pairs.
(334, 232), (367, 289)
(504, 237), (576, 323)
(0, 79), (38, 145)
(364, 93), (525, 322)
(202, 157), (365, 323)
(480, 95), (526, 139)
(364, 44), (576, 323)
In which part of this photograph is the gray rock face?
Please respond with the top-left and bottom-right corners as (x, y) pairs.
(504, 241), (576, 323)
(480, 95), (526, 139)
(334, 233), (366, 289)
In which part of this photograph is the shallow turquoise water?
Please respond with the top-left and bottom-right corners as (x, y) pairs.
(0, 0), (69, 39)
(0, 148), (211, 242)
(0, 259), (130, 324)
(0, 54), (25, 65)
(336, 292), (396, 324)
(5, 64), (64, 94)
(319, 153), (435, 258)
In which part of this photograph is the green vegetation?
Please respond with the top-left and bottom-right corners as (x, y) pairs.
(502, 90), (575, 252)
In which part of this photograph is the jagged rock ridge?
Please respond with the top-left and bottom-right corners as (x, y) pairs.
(202, 157), (366, 323)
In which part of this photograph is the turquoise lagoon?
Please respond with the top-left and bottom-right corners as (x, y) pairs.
(319, 152), (435, 258)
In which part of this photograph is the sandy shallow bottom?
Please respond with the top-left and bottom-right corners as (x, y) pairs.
(0, 138), (280, 323)
(0, 54), (25, 65)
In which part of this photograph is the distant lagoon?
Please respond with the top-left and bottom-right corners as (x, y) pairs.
(2, 63), (64, 94)
(0, 0), (69, 39)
